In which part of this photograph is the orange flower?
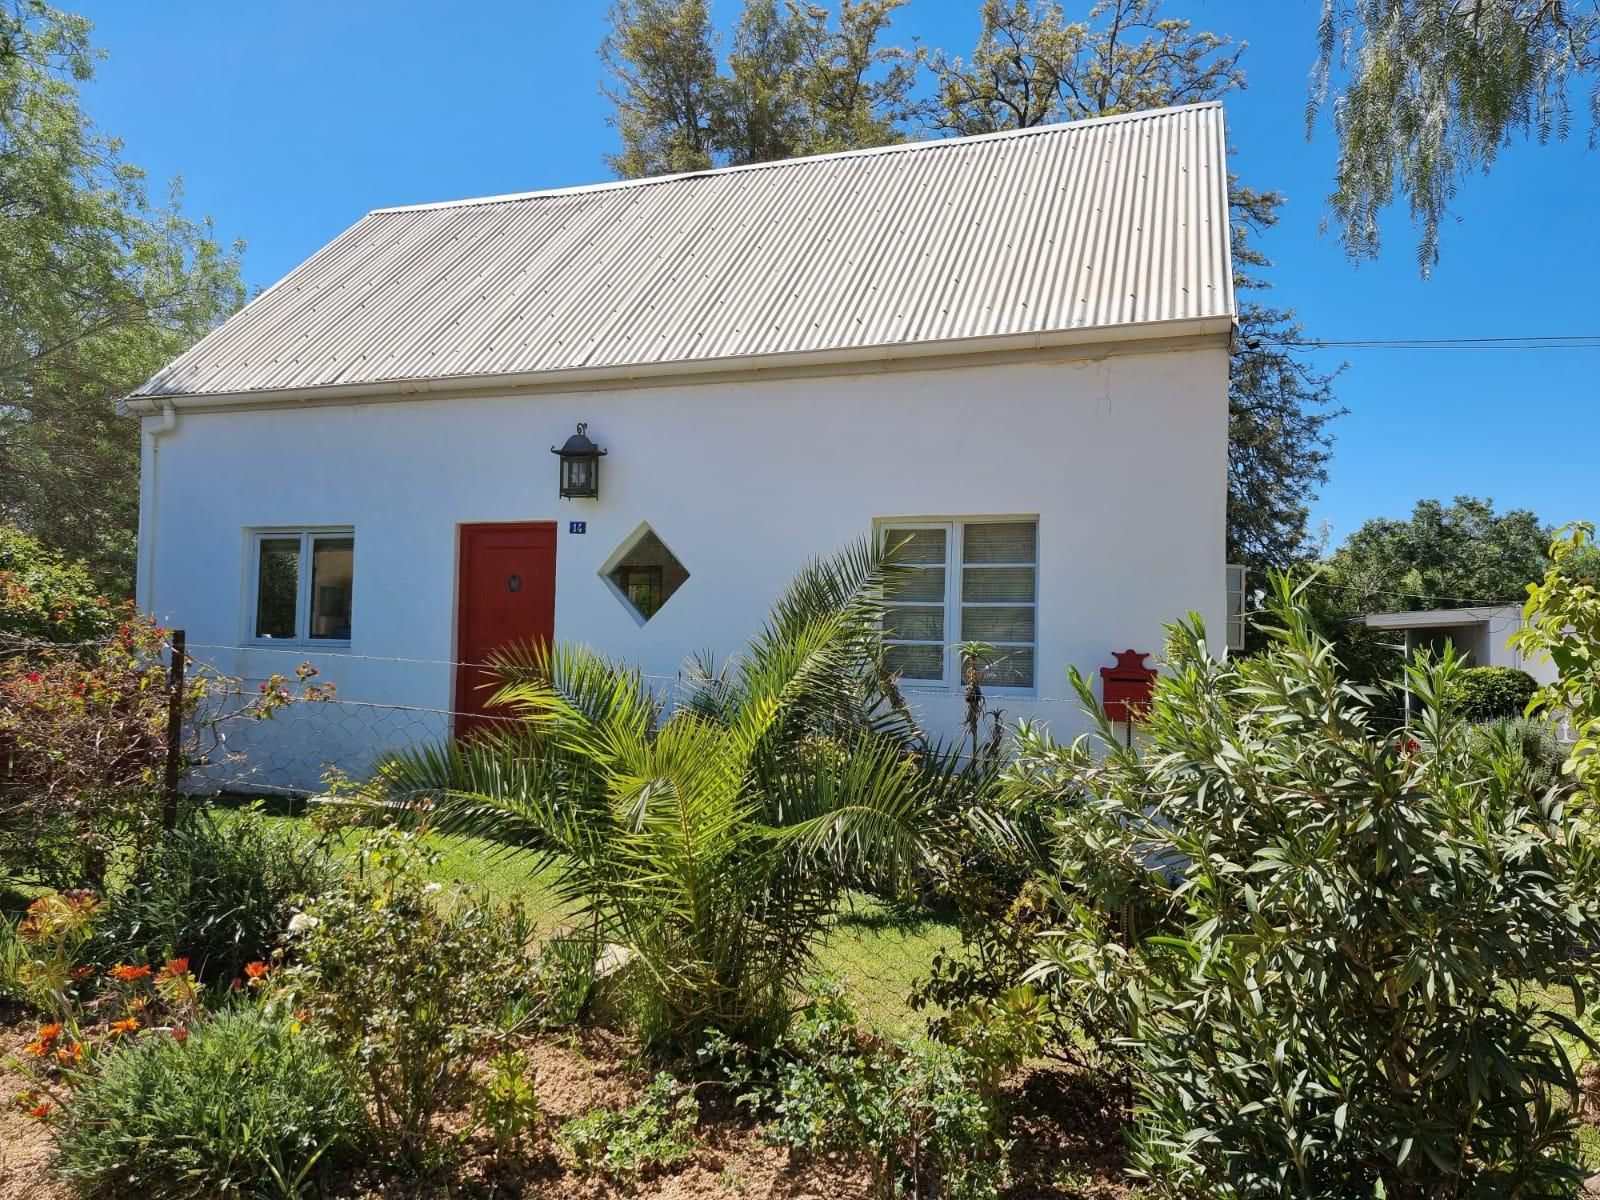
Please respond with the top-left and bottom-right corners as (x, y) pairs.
(160, 957), (190, 978)
(22, 1040), (48, 1059)
(54, 1042), (84, 1065)
(170, 1026), (189, 1045)
(109, 1017), (140, 1036)
(108, 963), (152, 983)
(69, 965), (94, 981)
(244, 960), (270, 979)
(26, 1102), (50, 1120)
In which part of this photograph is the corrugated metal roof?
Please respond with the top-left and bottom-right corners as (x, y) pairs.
(133, 102), (1234, 402)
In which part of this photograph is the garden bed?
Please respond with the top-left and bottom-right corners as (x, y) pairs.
(0, 1010), (1130, 1200)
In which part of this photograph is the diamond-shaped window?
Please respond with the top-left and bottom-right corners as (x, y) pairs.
(603, 525), (689, 624)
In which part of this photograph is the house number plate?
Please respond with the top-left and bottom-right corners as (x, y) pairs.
(569, 521), (587, 534)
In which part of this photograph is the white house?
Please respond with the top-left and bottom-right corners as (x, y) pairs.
(124, 102), (1237, 792)
(1362, 606), (1554, 684)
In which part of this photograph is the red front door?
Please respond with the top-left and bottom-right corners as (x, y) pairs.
(455, 522), (557, 736)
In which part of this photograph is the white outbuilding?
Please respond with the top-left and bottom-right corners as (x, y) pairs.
(124, 102), (1239, 791)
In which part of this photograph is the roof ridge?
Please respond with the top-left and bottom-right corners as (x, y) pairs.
(369, 101), (1223, 215)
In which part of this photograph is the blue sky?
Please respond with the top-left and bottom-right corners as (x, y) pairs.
(75, 1), (1597, 547)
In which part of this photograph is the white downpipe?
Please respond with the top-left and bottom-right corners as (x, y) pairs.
(138, 403), (179, 613)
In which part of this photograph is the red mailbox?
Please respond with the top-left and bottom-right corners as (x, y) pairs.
(1100, 649), (1156, 723)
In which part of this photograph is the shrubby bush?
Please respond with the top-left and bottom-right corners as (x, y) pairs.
(1015, 579), (1600, 1197)
(100, 806), (337, 983)
(0, 524), (115, 644)
(1450, 663), (1539, 722)
(280, 828), (540, 1164)
(0, 617), (173, 887)
(55, 1004), (365, 1199)
(1, 600), (328, 890)
(559, 1071), (699, 1183)
(1469, 715), (1569, 798)
(1516, 523), (1600, 797)
(754, 985), (1012, 1200)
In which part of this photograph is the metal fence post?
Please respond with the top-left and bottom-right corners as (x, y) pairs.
(162, 629), (186, 832)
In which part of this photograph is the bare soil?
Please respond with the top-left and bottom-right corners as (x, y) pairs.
(0, 1013), (1129, 1200)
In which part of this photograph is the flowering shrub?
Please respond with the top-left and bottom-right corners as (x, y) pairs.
(8, 891), (206, 1143)
(1, 610), (334, 889)
(0, 617), (172, 886)
(278, 828), (540, 1163)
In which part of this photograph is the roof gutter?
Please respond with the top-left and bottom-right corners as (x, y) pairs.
(116, 314), (1234, 416)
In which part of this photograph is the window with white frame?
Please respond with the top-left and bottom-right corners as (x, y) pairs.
(1226, 563), (1247, 653)
(879, 519), (1038, 690)
(248, 530), (354, 644)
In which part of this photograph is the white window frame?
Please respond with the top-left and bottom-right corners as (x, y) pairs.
(244, 527), (355, 648)
(1226, 563), (1247, 653)
(875, 517), (1039, 695)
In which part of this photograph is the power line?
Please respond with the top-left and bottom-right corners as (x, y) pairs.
(1264, 333), (1600, 351)
(1297, 576), (1527, 610)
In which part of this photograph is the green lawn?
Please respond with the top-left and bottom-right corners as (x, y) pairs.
(240, 805), (956, 1035)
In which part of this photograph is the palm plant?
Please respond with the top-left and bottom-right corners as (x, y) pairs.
(362, 539), (977, 1047)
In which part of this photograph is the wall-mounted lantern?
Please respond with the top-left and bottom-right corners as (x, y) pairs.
(551, 423), (607, 500)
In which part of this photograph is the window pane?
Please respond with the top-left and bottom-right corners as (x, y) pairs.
(885, 643), (943, 681)
(884, 527), (947, 565)
(982, 648), (1035, 689)
(606, 528), (689, 622)
(884, 606), (944, 641)
(254, 537), (300, 640)
(310, 536), (354, 640)
(961, 606), (1036, 642)
(886, 567), (944, 603)
(962, 567), (1035, 603)
(963, 522), (1036, 564)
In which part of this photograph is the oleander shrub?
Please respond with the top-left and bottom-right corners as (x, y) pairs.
(100, 806), (337, 983)
(55, 1004), (365, 1199)
(1020, 578), (1600, 1197)
(1450, 664), (1539, 723)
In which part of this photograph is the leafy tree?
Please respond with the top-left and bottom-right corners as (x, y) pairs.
(931, 0), (1341, 572)
(1310, 0), (1599, 271)
(362, 541), (972, 1048)
(1328, 495), (1551, 611)
(0, 1), (244, 596)
(600, 0), (720, 178)
(928, 0), (1244, 134)
(1017, 580), (1600, 1195)
(600, 0), (918, 176)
